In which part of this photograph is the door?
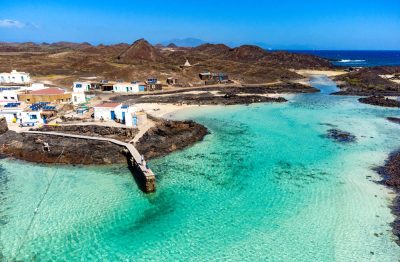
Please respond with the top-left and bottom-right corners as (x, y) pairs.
(122, 112), (126, 124)
(110, 111), (116, 120)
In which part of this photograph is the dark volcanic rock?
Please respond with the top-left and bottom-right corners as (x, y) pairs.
(0, 118), (8, 135)
(334, 67), (400, 96)
(326, 129), (356, 143)
(0, 119), (208, 164)
(109, 83), (316, 106)
(387, 117), (400, 125)
(32, 125), (138, 143)
(377, 151), (400, 245)
(359, 96), (400, 108)
(0, 131), (127, 165)
(136, 118), (208, 159)
(125, 92), (287, 106)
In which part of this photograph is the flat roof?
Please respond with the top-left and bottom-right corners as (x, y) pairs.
(29, 87), (67, 95)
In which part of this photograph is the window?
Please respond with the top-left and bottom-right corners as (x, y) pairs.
(76, 84), (82, 88)
(4, 97), (7, 100)
(30, 114), (38, 120)
(26, 99), (31, 102)
(10, 97), (15, 100)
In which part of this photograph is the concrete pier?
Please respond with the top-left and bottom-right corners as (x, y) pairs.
(23, 131), (156, 193)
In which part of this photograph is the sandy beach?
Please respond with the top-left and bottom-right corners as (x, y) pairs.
(295, 69), (347, 77)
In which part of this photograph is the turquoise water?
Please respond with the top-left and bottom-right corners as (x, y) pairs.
(1, 76), (400, 261)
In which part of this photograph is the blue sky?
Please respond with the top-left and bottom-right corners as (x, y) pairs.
(1, 0), (399, 50)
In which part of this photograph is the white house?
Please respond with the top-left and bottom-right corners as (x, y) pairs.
(73, 82), (91, 92)
(0, 90), (19, 105)
(93, 102), (122, 121)
(0, 106), (43, 126)
(0, 70), (31, 84)
(113, 82), (140, 93)
(20, 111), (43, 125)
(0, 107), (23, 123)
(93, 102), (139, 126)
(116, 105), (138, 126)
(72, 93), (86, 105)
(72, 81), (90, 105)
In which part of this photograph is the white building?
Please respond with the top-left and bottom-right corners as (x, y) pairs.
(113, 82), (140, 93)
(73, 82), (91, 92)
(0, 107), (23, 123)
(0, 70), (31, 84)
(0, 107), (43, 126)
(117, 105), (138, 127)
(93, 102), (138, 126)
(20, 111), (43, 125)
(0, 90), (19, 105)
(72, 82), (90, 105)
(93, 103), (122, 121)
(72, 93), (86, 105)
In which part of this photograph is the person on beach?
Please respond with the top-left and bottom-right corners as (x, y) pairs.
(141, 154), (144, 165)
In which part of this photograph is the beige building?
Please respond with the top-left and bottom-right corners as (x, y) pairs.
(18, 87), (71, 104)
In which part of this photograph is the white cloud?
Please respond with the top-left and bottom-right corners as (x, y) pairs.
(0, 19), (25, 28)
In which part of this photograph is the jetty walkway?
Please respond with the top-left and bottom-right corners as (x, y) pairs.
(22, 131), (156, 193)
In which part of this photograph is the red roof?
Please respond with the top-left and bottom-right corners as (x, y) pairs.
(30, 87), (66, 95)
(94, 102), (121, 108)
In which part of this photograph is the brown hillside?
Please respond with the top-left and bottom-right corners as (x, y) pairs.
(117, 39), (165, 63)
(0, 39), (332, 87)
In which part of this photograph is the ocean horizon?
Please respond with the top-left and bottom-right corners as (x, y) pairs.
(288, 50), (400, 67)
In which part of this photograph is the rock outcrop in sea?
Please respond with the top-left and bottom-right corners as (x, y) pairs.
(325, 129), (357, 143)
(359, 96), (400, 108)
(377, 151), (400, 245)
(0, 119), (208, 165)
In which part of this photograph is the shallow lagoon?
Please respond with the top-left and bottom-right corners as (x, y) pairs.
(1, 76), (400, 261)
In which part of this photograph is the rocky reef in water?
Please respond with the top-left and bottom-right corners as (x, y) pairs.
(377, 151), (400, 245)
(359, 96), (400, 108)
(387, 117), (400, 125)
(325, 129), (357, 143)
(0, 119), (208, 165)
(136, 117), (208, 159)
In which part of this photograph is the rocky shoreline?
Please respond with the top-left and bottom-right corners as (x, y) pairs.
(333, 67), (400, 96)
(111, 82), (318, 106)
(377, 151), (400, 245)
(0, 119), (208, 165)
(118, 92), (287, 106)
(358, 96), (400, 108)
(31, 125), (138, 143)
